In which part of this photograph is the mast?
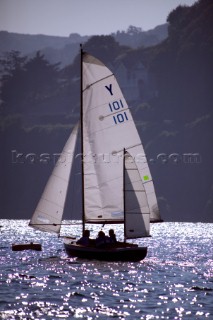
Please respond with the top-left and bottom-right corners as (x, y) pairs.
(80, 44), (85, 235)
(123, 148), (126, 242)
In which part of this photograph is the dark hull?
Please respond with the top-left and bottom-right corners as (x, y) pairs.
(12, 243), (42, 251)
(64, 240), (147, 262)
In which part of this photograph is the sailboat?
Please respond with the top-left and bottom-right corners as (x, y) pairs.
(29, 47), (162, 262)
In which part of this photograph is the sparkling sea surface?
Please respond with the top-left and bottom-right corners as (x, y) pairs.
(0, 220), (212, 320)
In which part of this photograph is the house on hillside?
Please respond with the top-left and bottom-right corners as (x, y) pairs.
(114, 61), (152, 104)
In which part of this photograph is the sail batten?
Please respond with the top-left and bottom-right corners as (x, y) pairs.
(83, 74), (113, 91)
(36, 196), (64, 209)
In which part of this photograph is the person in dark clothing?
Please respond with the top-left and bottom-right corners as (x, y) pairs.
(95, 231), (107, 247)
(76, 230), (90, 246)
(108, 229), (117, 244)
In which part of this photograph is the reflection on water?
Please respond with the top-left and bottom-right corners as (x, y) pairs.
(0, 220), (212, 319)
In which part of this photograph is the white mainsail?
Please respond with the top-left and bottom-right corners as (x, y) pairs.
(29, 123), (79, 233)
(124, 151), (150, 238)
(82, 53), (161, 223)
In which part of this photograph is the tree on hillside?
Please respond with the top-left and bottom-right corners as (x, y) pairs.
(0, 50), (27, 75)
(149, 0), (213, 121)
(144, 0), (213, 220)
(0, 51), (28, 113)
(0, 51), (61, 114)
(83, 35), (129, 64)
(24, 51), (60, 106)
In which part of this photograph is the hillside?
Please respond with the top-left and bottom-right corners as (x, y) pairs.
(0, 0), (212, 222)
(0, 24), (168, 67)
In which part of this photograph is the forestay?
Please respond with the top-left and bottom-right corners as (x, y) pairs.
(29, 123), (79, 233)
(82, 53), (160, 223)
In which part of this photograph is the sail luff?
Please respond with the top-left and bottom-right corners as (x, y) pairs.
(80, 45), (85, 235)
(29, 123), (79, 234)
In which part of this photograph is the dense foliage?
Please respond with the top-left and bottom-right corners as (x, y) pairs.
(0, 51), (60, 114)
(149, 0), (213, 122)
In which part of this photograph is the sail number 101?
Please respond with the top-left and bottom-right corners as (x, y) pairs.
(108, 99), (129, 125)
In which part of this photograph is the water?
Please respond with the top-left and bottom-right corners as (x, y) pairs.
(0, 221), (212, 320)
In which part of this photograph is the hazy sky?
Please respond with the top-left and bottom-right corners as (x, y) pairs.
(0, 0), (197, 37)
